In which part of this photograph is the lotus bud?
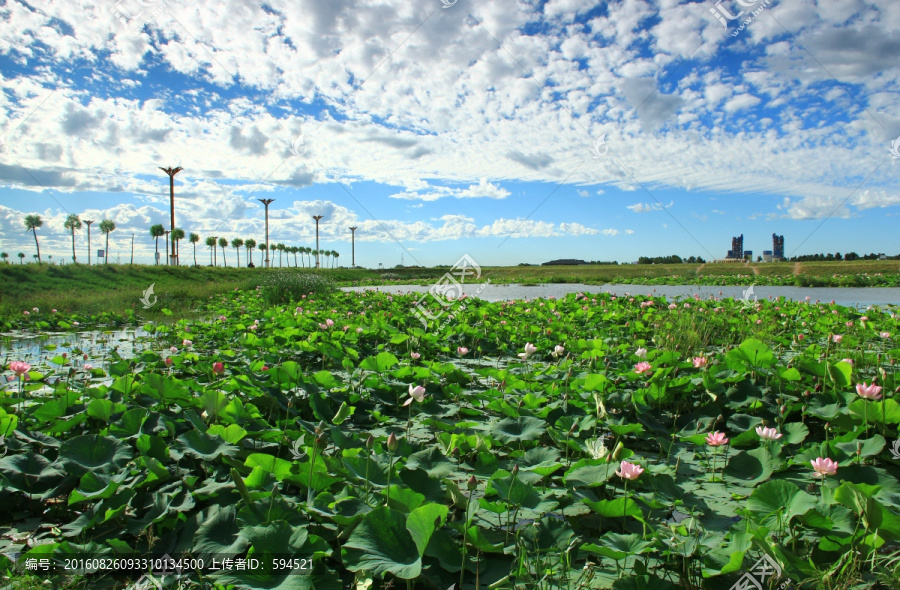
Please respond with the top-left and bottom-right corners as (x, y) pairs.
(467, 475), (477, 490)
(780, 405), (786, 414)
(366, 434), (374, 449)
(511, 464), (519, 476)
(387, 433), (399, 452)
(815, 383), (822, 392)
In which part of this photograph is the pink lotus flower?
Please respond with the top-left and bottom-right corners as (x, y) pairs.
(881, 332), (891, 339)
(551, 345), (565, 358)
(615, 460), (644, 480)
(170, 346), (178, 353)
(635, 347), (647, 358)
(668, 303), (677, 310)
(404, 384), (426, 406)
(634, 361), (652, 375)
(23, 311), (30, 316)
(457, 347), (469, 355)
(212, 362), (225, 375)
(356, 327), (363, 333)
(51, 308), (57, 313)
(841, 358), (853, 366)
(182, 339), (193, 348)
(856, 381), (883, 400)
(325, 318), (335, 327)
(810, 457), (838, 478)
(410, 352), (421, 360)
(165, 358), (173, 367)
(10, 361), (31, 376)
(262, 365), (269, 371)
(832, 335), (843, 344)
(518, 342), (537, 360)
(755, 426), (782, 440)
(32, 307), (38, 312)
(84, 364), (93, 371)
(705, 431), (729, 447)
(797, 334), (805, 341)
(692, 356), (708, 368)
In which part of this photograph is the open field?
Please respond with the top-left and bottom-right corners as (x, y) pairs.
(2, 260), (900, 328)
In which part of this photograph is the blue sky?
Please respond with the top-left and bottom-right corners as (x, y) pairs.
(1, 0), (899, 267)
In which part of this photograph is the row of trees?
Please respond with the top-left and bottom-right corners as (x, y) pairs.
(147, 225), (340, 268)
(21, 214), (117, 264)
(787, 252), (894, 262)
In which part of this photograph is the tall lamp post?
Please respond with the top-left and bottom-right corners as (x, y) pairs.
(313, 215), (324, 268)
(258, 198), (274, 268)
(349, 226), (358, 268)
(159, 166), (183, 265)
(164, 230), (171, 266)
(84, 219), (94, 265)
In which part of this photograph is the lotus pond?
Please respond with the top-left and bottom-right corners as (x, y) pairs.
(2, 286), (900, 590)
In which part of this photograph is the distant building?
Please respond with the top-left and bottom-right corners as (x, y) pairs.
(743, 250), (753, 261)
(762, 250), (773, 262)
(773, 233), (784, 260)
(542, 259), (588, 266)
(726, 234), (744, 260)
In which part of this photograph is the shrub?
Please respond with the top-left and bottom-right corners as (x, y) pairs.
(260, 271), (335, 304)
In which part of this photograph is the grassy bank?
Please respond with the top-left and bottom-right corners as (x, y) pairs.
(2, 260), (900, 327)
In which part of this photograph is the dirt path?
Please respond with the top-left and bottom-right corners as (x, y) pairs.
(751, 265), (760, 275)
(695, 263), (706, 275)
(793, 262), (801, 275)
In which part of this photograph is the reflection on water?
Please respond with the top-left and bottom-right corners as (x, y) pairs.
(0, 328), (150, 370)
(343, 283), (900, 309)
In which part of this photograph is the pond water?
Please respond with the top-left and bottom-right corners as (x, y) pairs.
(0, 328), (151, 367)
(343, 283), (900, 309)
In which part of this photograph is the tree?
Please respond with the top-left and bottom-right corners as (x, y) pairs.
(64, 214), (82, 263)
(259, 243), (266, 266)
(231, 238), (244, 267)
(205, 236), (217, 266)
(289, 246), (297, 267)
(0, 252), (7, 263)
(189, 233), (200, 266)
(333, 251), (340, 268)
(18, 252), (25, 264)
(150, 224), (165, 264)
(219, 237), (228, 267)
(99, 219), (116, 264)
(171, 228), (185, 265)
(24, 214), (43, 263)
(245, 239), (256, 266)
(276, 243), (285, 267)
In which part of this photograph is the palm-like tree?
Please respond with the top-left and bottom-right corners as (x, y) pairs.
(150, 224), (165, 264)
(333, 251), (340, 268)
(189, 233), (200, 266)
(24, 214), (43, 263)
(99, 219), (116, 264)
(218, 237), (228, 267)
(231, 238), (244, 266)
(171, 228), (185, 265)
(18, 252), (25, 264)
(259, 243), (266, 266)
(205, 236), (217, 266)
(276, 243), (285, 267)
(64, 214), (82, 263)
(1, 252), (7, 263)
(245, 239), (256, 266)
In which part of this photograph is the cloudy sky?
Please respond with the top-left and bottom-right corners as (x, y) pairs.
(1, 0), (899, 267)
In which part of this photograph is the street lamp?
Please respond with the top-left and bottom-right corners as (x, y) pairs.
(313, 215), (324, 268)
(258, 198), (274, 268)
(349, 226), (358, 268)
(164, 230), (171, 266)
(84, 219), (94, 265)
(159, 166), (183, 265)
